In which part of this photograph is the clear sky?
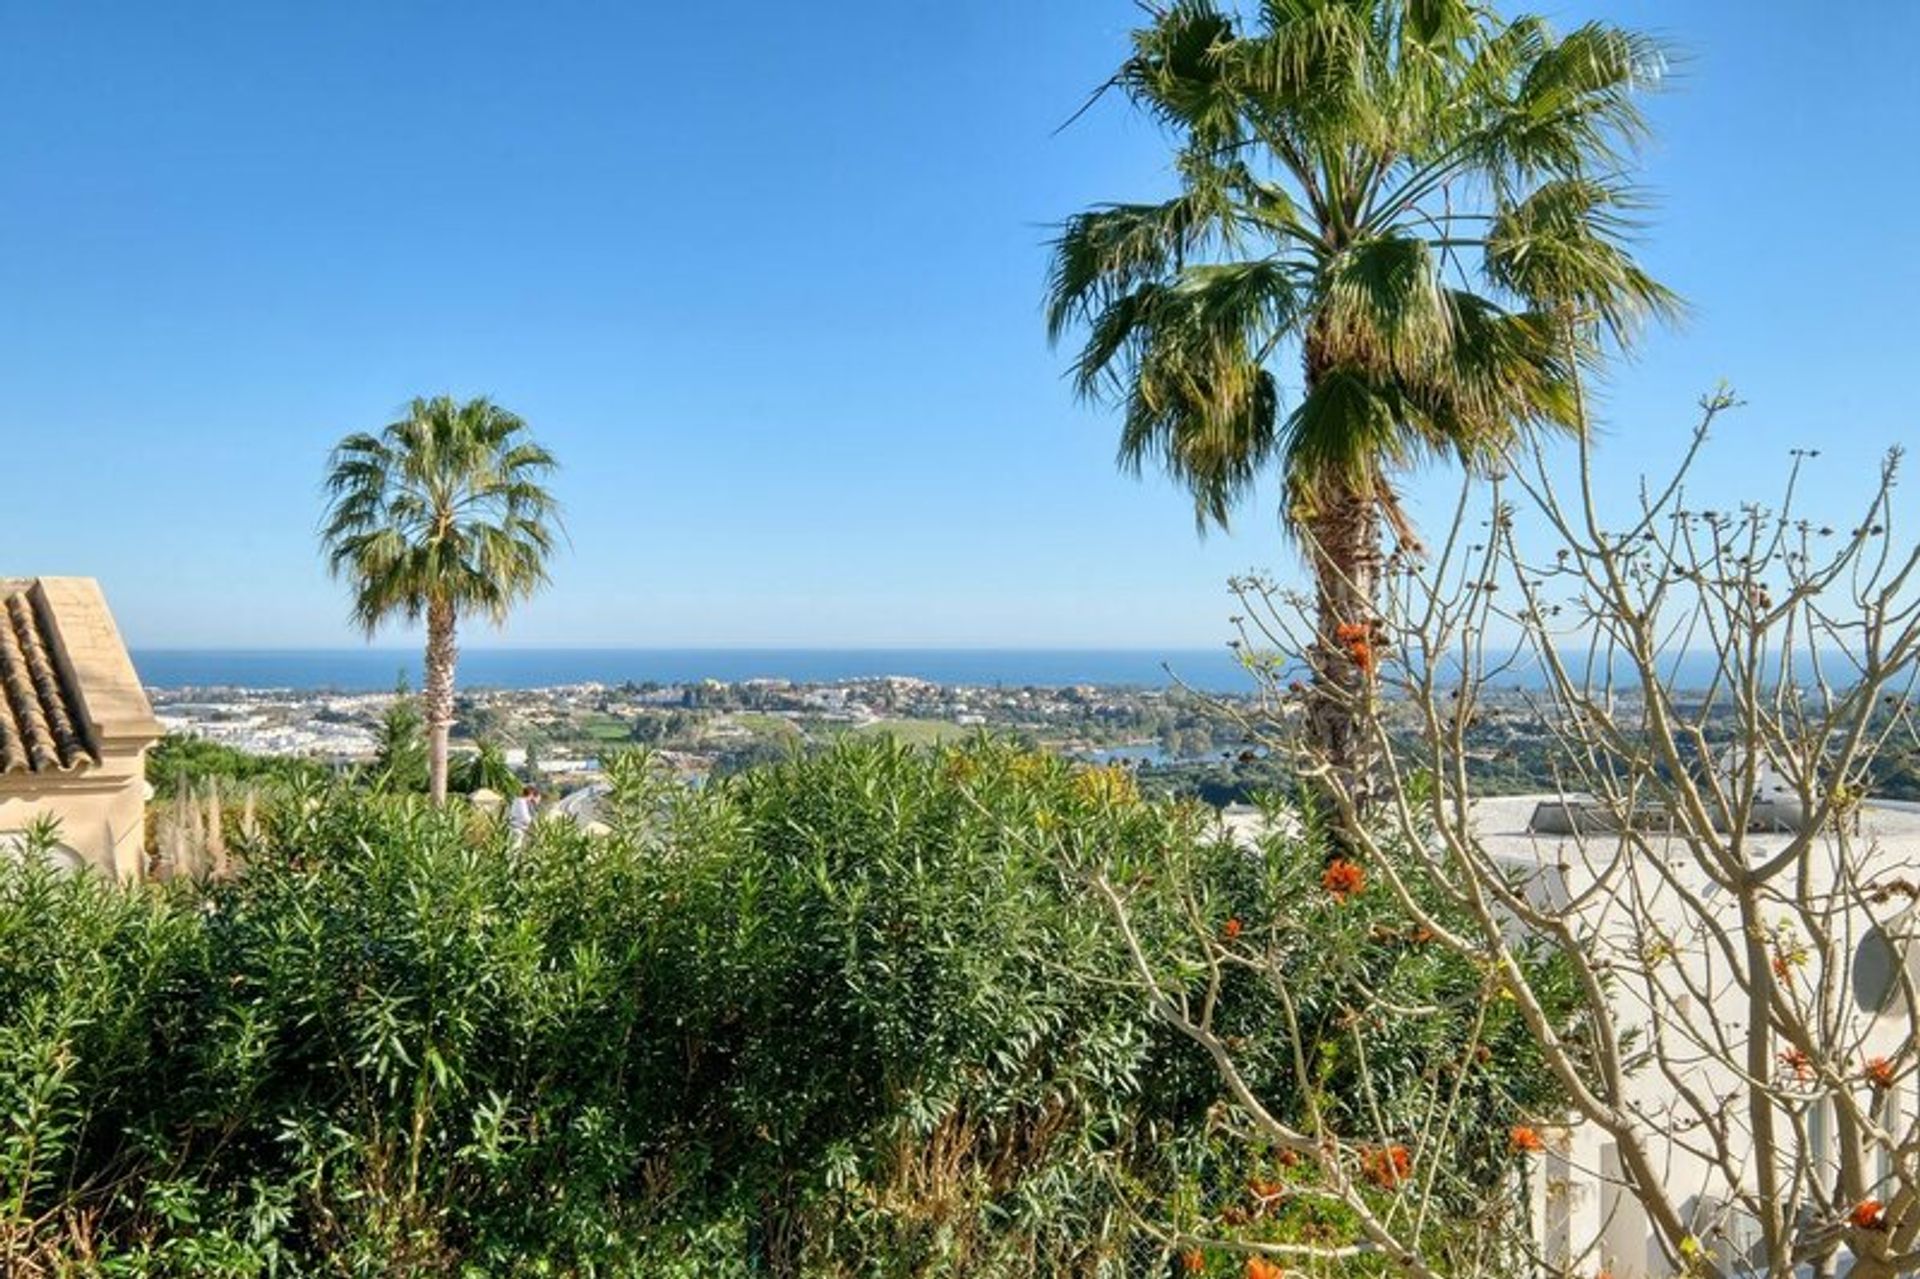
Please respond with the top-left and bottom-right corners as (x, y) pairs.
(3, 1), (1914, 650)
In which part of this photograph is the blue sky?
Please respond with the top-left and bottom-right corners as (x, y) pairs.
(2, 1), (1914, 650)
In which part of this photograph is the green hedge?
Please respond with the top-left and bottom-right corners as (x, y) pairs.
(0, 740), (1564, 1277)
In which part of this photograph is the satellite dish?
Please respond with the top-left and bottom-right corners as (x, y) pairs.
(1855, 928), (1898, 1013)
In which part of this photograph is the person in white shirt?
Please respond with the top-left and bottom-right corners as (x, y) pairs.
(507, 785), (537, 846)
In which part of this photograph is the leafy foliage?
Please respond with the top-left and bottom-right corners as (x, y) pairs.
(370, 677), (431, 794)
(450, 737), (518, 795)
(1092, 790), (1584, 1273)
(1, 742), (1567, 1276)
(145, 734), (328, 793)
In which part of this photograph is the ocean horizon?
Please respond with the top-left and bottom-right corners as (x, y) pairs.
(131, 647), (1264, 693)
(130, 646), (1822, 696)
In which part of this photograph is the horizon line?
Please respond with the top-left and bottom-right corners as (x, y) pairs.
(130, 643), (1244, 654)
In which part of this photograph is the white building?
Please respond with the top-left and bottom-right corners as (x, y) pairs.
(1472, 792), (1920, 1278)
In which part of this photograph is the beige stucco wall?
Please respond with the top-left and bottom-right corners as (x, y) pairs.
(0, 742), (151, 879)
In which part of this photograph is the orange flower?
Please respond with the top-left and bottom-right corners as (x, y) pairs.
(1322, 859), (1366, 901)
(1362, 1144), (1412, 1189)
(1329, 623), (1381, 675)
(1865, 1056), (1897, 1089)
(1222, 916), (1244, 941)
(1779, 1047), (1814, 1083)
(1179, 1250), (1207, 1274)
(1852, 1199), (1888, 1231)
(1509, 1125), (1546, 1154)
(1771, 953), (1793, 982)
(1245, 1259), (1283, 1279)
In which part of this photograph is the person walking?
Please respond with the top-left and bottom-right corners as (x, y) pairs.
(508, 784), (538, 847)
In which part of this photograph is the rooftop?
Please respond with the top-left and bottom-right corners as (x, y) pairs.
(0, 580), (96, 774)
(0, 577), (161, 777)
(1472, 792), (1920, 865)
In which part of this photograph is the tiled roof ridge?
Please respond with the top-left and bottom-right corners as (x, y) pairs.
(0, 585), (97, 774)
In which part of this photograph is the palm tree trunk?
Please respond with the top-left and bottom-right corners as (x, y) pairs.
(1300, 333), (1383, 824)
(1302, 480), (1382, 822)
(424, 598), (457, 806)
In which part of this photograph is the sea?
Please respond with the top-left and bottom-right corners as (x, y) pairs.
(131, 648), (1265, 693)
(130, 646), (1816, 696)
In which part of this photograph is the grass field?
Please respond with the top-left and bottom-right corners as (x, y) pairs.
(725, 712), (805, 739)
(577, 714), (634, 743)
(852, 717), (968, 747)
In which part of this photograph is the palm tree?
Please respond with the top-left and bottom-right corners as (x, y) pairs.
(1047, 0), (1674, 811)
(322, 396), (561, 805)
(453, 737), (520, 796)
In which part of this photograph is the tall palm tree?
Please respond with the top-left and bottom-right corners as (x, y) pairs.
(322, 396), (561, 805)
(1047, 0), (1675, 811)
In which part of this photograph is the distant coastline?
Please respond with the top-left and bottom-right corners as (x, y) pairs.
(131, 648), (1262, 694)
(131, 646), (1817, 697)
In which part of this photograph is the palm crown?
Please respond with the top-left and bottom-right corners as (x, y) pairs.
(322, 396), (560, 632)
(1047, 0), (1677, 538)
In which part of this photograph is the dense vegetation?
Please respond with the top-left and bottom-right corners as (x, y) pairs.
(146, 734), (330, 793)
(14, 741), (1565, 1276)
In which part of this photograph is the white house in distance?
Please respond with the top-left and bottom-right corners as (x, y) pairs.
(0, 577), (161, 878)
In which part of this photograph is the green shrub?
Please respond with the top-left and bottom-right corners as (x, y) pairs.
(0, 742), (1565, 1277)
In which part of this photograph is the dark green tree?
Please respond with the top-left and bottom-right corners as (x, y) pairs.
(371, 674), (429, 795)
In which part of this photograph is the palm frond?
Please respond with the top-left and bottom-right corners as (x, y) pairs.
(1316, 233), (1453, 382)
(1121, 1), (1245, 146)
(1485, 175), (1680, 340)
(1046, 183), (1241, 342)
(1120, 352), (1280, 531)
(1242, 0), (1383, 142)
(1481, 22), (1667, 179)
(1394, 293), (1579, 464)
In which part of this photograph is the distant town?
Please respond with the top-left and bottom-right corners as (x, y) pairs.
(150, 675), (1259, 781)
(142, 673), (1800, 806)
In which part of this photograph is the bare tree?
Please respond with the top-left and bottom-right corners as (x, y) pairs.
(1093, 394), (1920, 1279)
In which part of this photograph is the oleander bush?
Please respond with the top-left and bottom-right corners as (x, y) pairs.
(0, 741), (1565, 1277)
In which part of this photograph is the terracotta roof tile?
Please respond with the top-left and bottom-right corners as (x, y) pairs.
(0, 585), (97, 774)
